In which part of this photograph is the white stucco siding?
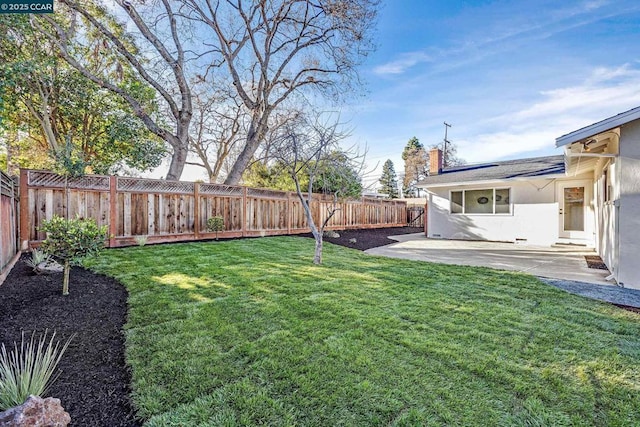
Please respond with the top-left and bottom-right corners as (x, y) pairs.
(591, 155), (618, 280)
(426, 179), (559, 246)
(617, 120), (640, 289)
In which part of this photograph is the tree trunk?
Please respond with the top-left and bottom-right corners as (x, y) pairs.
(224, 110), (270, 185)
(313, 235), (323, 265)
(223, 132), (261, 185)
(62, 259), (70, 295)
(166, 143), (188, 180)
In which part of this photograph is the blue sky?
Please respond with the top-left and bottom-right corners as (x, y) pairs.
(351, 0), (640, 187)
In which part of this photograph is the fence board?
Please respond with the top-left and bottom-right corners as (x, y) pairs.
(0, 171), (19, 284)
(21, 170), (408, 247)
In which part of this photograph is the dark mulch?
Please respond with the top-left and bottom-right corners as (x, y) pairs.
(585, 255), (609, 270)
(300, 226), (423, 251)
(613, 304), (640, 314)
(0, 255), (139, 427)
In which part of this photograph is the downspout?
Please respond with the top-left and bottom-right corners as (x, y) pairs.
(613, 153), (622, 286)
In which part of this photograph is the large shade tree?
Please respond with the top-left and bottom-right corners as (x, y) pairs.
(0, 14), (165, 175)
(178, 0), (379, 184)
(32, 0), (379, 183)
(36, 0), (194, 180)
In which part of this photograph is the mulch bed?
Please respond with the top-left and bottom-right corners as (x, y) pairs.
(300, 226), (424, 251)
(585, 255), (609, 270)
(0, 256), (140, 427)
(1, 226), (635, 424)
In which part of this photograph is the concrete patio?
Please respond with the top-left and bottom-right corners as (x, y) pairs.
(366, 233), (640, 308)
(366, 233), (611, 285)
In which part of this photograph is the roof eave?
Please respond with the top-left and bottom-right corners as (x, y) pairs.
(555, 106), (640, 148)
(417, 173), (567, 189)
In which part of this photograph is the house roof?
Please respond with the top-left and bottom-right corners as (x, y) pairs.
(556, 105), (640, 147)
(417, 155), (565, 188)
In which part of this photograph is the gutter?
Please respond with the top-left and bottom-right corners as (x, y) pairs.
(417, 174), (566, 190)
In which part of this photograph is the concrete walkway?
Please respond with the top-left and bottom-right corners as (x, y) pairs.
(365, 233), (640, 308)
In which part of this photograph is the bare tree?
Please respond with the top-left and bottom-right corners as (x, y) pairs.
(187, 85), (246, 183)
(271, 113), (361, 264)
(182, 0), (379, 185)
(35, 0), (194, 180)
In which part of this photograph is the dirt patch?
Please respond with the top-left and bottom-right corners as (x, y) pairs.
(0, 256), (140, 427)
(299, 226), (423, 251)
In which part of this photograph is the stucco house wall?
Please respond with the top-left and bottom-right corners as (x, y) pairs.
(593, 159), (618, 275)
(426, 179), (560, 246)
(617, 120), (640, 287)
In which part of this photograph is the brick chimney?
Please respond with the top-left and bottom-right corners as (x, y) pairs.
(429, 148), (443, 175)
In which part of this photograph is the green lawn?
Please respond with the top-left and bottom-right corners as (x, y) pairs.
(85, 237), (640, 426)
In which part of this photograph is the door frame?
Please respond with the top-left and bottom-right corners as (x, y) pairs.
(556, 179), (592, 240)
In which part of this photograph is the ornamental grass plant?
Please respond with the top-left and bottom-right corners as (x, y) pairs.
(0, 331), (72, 410)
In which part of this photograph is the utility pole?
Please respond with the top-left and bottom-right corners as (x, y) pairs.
(443, 122), (451, 168)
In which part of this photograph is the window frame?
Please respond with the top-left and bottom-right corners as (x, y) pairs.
(449, 187), (512, 215)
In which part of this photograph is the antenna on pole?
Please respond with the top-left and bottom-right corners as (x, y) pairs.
(443, 122), (452, 168)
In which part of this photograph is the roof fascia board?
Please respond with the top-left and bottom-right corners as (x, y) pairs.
(417, 174), (566, 189)
(556, 106), (640, 147)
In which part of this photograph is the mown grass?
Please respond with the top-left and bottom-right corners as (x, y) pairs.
(85, 237), (640, 426)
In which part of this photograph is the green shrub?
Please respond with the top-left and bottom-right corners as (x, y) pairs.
(135, 235), (148, 247)
(0, 331), (72, 411)
(39, 216), (108, 295)
(206, 216), (225, 240)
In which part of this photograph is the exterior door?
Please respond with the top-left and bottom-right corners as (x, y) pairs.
(558, 180), (591, 240)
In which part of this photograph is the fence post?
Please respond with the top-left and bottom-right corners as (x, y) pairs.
(360, 196), (366, 227)
(424, 201), (428, 236)
(19, 169), (29, 250)
(194, 182), (200, 240)
(286, 192), (292, 234)
(109, 176), (117, 247)
(242, 186), (247, 237)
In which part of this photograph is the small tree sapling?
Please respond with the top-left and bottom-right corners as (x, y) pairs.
(206, 216), (225, 240)
(39, 216), (108, 295)
(270, 112), (363, 264)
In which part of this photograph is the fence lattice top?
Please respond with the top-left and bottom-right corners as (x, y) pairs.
(199, 183), (244, 197)
(22, 169), (408, 207)
(118, 177), (195, 194)
(28, 170), (110, 191)
(1, 171), (16, 198)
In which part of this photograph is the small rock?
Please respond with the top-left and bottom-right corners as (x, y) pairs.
(323, 230), (340, 238)
(0, 395), (71, 427)
(349, 238), (357, 244)
(35, 260), (63, 275)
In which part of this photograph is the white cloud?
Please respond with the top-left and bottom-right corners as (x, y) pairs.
(457, 131), (560, 163)
(373, 51), (432, 75)
(454, 64), (640, 163)
(508, 64), (640, 122)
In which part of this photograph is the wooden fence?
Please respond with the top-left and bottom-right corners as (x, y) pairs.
(407, 205), (425, 228)
(20, 170), (408, 248)
(0, 171), (19, 282)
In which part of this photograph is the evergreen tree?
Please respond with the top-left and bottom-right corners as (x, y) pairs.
(402, 137), (427, 197)
(379, 159), (399, 199)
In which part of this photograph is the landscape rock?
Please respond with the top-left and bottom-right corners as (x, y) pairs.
(35, 260), (63, 275)
(323, 230), (340, 238)
(0, 395), (71, 427)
